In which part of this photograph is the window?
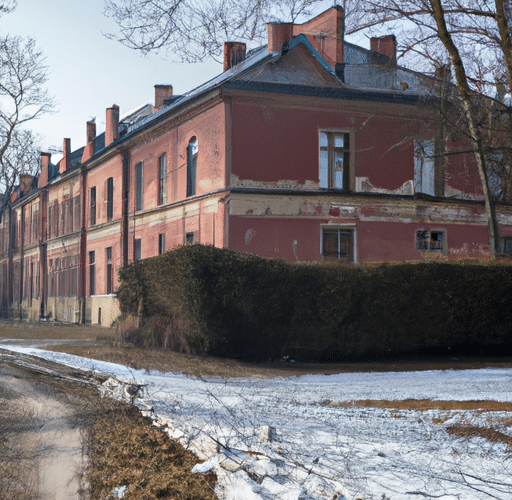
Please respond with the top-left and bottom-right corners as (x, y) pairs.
(32, 203), (39, 242)
(89, 251), (96, 296)
(90, 186), (96, 226)
(158, 153), (167, 205)
(187, 137), (198, 197)
(185, 232), (195, 245)
(135, 161), (143, 211)
(414, 139), (435, 196)
(416, 229), (446, 253)
(158, 233), (166, 255)
(322, 227), (354, 262)
(502, 237), (512, 256)
(73, 196), (80, 232)
(106, 177), (114, 221)
(135, 238), (142, 261)
(319, 131), (350, 190)
(106, 247), (113, 294)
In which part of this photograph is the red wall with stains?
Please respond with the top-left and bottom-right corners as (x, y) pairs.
(230, 99), (434, 191)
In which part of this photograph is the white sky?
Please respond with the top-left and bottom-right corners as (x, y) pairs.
(4, 0), (221, 154)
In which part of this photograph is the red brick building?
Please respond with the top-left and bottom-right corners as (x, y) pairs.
(1, 6), (512, 325)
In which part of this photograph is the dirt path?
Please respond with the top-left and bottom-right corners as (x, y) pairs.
(0, 355), (89, 499)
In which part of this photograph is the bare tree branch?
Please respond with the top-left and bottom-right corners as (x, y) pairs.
(0, 35), (54, 193)
(103, 0), (333, 62)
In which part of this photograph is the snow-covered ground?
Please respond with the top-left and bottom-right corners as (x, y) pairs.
(1, 340), (512, 500)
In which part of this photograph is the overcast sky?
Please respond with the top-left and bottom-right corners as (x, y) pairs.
(5, 0), (220, 155)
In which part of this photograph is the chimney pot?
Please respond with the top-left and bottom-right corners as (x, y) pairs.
(86, 120), (96, 144)
(154, 84), (173, 111)
(81, 120), (97, 163)
(58, 138), (71, 174)
(223, 42), (247, 71)
(266, 23), (294, 53)
(19, 174), (33, 194)
(106, 105), (120, 146)
(38, 152), (51, 188)
(370, 35), (397, 64)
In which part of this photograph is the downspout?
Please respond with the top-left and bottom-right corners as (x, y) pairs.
(121, 149), (130, 267)
(79, 168), (87, 323)
(7, 206), (13, 318)
(19, 205), (25, 320)
(39, 188), (48, 320)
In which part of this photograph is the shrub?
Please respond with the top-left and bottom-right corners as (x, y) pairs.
(117, 245), (512, 361)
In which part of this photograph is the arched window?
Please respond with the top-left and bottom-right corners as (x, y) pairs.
(187, 136), (198, 197)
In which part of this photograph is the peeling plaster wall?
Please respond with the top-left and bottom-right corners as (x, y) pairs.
(229, 98), (433, 194)
(228, 191), (512, 262)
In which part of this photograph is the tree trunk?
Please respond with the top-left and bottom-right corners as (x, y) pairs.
(431, 0), (501, 257)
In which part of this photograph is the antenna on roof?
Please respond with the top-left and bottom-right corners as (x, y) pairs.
(47, 145), (63, 154)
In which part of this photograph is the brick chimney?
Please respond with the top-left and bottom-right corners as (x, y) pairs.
(19, 174), (33, 194)
(105, 105), (120, 147)
(58, 138), (71, 174)
(81, 119), (97, 163)
(38, 152), (51, 188)
(370, 35), (397, 64)
(223, 42), (247, 71)
(266, 23), (294, 53)
(293, 5), (345, 66)
(154, 84), (173, 111)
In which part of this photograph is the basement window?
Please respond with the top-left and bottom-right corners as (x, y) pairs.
(416, 229), (446, 253)
(502, 236), (512, 256)
(322, 227), (355, 262)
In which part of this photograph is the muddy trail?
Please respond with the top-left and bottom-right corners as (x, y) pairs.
(0, 351), (107, 500)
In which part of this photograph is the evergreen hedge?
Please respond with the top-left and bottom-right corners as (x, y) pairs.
(117, 245), (512, 361)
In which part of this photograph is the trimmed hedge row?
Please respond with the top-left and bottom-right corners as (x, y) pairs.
(117, 244), (512, 361)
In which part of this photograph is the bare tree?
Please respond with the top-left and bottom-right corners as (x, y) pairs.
(0, 34), (53, 194)
(103, 0), (333, 62)
(0, 128), (41, 195)
(349, 0), (512, 257)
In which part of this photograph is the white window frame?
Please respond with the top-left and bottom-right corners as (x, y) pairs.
(414, 139), (435, 196)
(319, 130), (351, 190)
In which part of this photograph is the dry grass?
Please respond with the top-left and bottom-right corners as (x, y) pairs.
(326, 399), (512, 412)
(0, 322), (106, 340)
(446, 424), (512, 450)
(3, 322), (512, 379)
(326, 398), (512, 454)
(89, 405), (217, 500)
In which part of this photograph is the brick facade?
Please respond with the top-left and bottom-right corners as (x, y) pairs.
(1, 6), (512, 325)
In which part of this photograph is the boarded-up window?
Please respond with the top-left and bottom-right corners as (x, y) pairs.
(322, 228), (354, 262)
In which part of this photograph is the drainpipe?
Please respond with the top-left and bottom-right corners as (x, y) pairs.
(19, 205), (25, 320)
(7, 206), (13, 319)
(121, 149), (130, 267)
(79, 168), (87, 323)
(39, 189), (48, 321)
